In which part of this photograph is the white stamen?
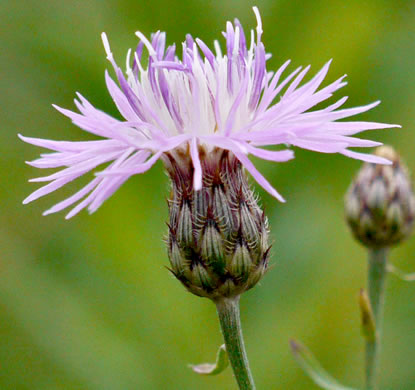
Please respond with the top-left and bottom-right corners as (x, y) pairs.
(249, 29), (255, 52)
(233, 26), (240, 57)
(134, 52), (145, 75)
(126, 48), (132, 74)
(214, 40), (222, 58)
(252, 6), (263, 43)
(101, 32), (113, 60)
(246, 30), (255, 68)
(135, 31), (157, 57)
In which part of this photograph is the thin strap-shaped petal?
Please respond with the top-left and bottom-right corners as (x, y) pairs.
(243, 143), (295, 162)
(96, 150), (163, 176)
(190, 137), (203, 190)
(23, 150), (125, 205)
(43, 178), (101, 215)
(204, 136), (286, 201)
(151, 61), (188, 71)
(258, 75), (347, 124)
(290, 138), (349, 153)
(341, 149), (392, 164)
(28, 145), (125, 169)
(88, 175), (130, 214)
(105, 71), (141, 121)
(196, 38), (216, 68)
(320, 121), (400, 136)
(52, 104), (121, 139)
(19, 134), (124, 153)
(257, 60), (291, 113)
(88, 150), (148, 212)
(292, 60), (332, 98)
(65, 151), (148, 218)
(298, 101), (381, 122)
(224, 74), (250, 136)
(282, 65), (311, 99)
(137, 133), (191, 152)
(248, 42), (266, 110)
(303, 134), (382, 148)
(29, 151), (122, 182)
(252, 6), (263, 44)
(23, 177), (77, 204)
(233, 150), (286, 202)
(334, 137), (382, 148)
(257, 66), (303, 114)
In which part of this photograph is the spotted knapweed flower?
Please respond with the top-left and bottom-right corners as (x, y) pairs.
(21, 7), (397, 220)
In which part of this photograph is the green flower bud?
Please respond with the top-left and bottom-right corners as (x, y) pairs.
(163, 147), (270, 300)
(345, 146), (415, 248)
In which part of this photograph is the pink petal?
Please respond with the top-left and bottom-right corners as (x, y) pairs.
(341, 149), (392, 165)
(190, 137), (202, 190)
(233, 150), (286, 202)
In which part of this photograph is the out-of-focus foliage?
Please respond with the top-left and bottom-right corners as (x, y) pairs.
(1, 0), (415, 389)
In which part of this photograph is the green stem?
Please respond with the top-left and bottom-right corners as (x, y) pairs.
(365, 248), (388, 390)
(216, 297), (256, 390)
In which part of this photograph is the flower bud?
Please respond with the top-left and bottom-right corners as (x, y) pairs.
(345, 146), (415, 248)
(163, 147), (270, 300)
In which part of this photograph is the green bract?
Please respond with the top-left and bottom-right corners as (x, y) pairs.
(164, 147), (270, 300)
(345, 146), (415, 248)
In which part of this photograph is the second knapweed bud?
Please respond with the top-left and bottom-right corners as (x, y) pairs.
(163, 147), (270, 301)
(345, 146), (415, 248)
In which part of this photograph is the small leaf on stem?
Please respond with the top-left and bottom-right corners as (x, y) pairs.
(387, 263), (415, 282)
(359, 288), (376, 342)
(290, 339), (358, 390)
(189, 344), (229, 376)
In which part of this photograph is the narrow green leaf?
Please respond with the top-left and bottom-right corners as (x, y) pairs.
(189, 344), (229, 375)
(359, 288), (376, 342)
(290, 340), (358, 390)
(387, 263), (415, 281)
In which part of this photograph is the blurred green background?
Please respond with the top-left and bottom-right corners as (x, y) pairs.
(1, 0), (415, 389)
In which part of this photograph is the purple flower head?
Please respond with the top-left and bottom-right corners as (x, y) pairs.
(20, 7), (398, 218)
